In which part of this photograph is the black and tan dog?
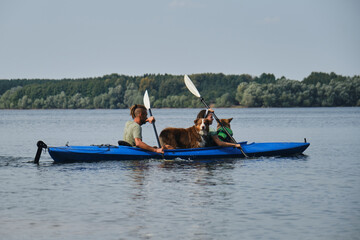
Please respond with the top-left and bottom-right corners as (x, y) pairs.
(216, 118), (234, 142)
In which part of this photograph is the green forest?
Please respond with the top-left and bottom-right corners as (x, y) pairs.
(0, 72), (359, 109)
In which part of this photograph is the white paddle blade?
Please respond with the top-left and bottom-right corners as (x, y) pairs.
(184, 74), (201, 98)
(143, 90), (151, 109)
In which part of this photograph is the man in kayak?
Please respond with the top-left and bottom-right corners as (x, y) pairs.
(123, 104), (164, 154)
(196, 109), (242, 148)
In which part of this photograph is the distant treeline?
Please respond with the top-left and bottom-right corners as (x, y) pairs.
(0, 72), (359, 109)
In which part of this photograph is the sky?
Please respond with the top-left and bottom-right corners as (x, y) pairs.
(0, 0), (359, 81)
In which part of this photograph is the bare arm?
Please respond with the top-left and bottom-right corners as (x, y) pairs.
(134, 138), (164, 153)
(212, 135), (242, 148)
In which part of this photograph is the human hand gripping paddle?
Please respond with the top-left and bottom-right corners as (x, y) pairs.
(143, 90), (161, 148)
(184, 75), (249, 158)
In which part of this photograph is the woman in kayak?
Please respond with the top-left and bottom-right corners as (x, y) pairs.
(196, 109), (242, 148)
(123, 104), (164, 154)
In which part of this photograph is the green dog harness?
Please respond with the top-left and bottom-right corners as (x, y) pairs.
(217, 127), (233, 142)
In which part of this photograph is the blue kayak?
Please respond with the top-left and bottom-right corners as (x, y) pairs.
(45, 141), (310, 163)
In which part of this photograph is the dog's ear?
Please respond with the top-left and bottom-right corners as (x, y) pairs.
(194, 118), (199, 124)
(228, 118), (233, 123)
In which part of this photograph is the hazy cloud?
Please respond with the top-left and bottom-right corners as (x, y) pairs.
(263, 16), (280, 24)
(168, 0), (204, 9)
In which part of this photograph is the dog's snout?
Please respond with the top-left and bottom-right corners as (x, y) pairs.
(200, 119), (207, 130)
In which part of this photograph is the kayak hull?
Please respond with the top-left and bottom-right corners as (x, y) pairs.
(48, 141), (310, 163)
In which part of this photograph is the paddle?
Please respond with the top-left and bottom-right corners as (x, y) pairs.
(184, 74), (249, 158)
(143, 90), (161, 148)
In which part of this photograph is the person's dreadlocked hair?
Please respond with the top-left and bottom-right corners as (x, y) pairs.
(130, 104), (147, 119)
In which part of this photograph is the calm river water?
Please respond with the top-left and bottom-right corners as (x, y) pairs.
(1, 108), (359, 240)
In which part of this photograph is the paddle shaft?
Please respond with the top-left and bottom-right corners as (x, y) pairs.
(148, 108), (161, 148)
(200, 97), (249, 158)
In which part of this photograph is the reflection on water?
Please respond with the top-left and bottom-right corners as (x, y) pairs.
(1, 108), (359, 240)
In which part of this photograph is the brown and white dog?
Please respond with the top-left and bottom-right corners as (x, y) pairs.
(159, 118), (210, 149)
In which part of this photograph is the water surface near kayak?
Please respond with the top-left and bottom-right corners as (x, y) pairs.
(1, 108), (359, 240)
